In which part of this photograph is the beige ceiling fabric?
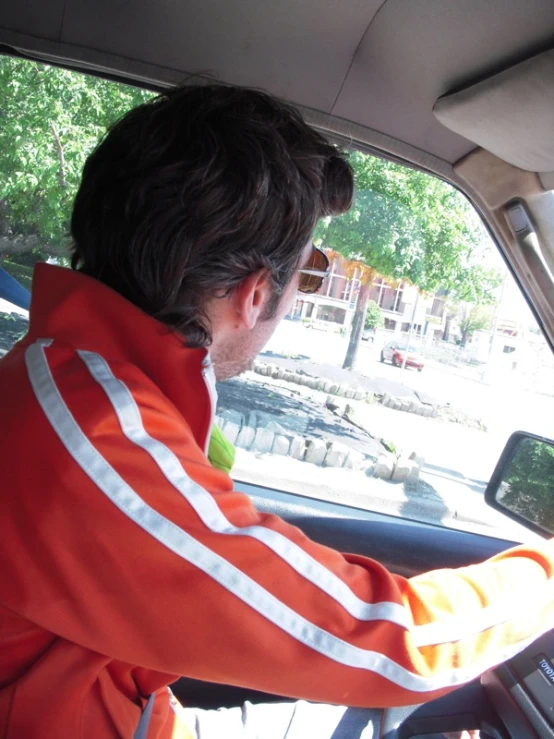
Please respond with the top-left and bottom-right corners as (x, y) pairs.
(434, 50), (554, 172)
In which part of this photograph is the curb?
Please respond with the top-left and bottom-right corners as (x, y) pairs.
(215, 410), (423, 484)
(215, 412), (370, 471)
(251, 360), (438, 418)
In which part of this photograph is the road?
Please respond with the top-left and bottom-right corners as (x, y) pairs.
(233, 319), (554, 539)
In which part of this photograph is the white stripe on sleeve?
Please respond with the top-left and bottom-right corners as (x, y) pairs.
(24, 341), (553, 691)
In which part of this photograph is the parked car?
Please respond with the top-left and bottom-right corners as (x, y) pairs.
(380, 341), (424, 371)
(361, 327), (376, 342)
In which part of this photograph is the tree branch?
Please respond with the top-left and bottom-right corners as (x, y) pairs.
(49, 121), (67, 188)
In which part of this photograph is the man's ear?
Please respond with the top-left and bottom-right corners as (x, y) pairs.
(233, 269), (273, 330)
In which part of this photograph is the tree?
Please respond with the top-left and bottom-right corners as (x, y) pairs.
(500, 438), (554, 533)
(457, 304), (493, 346)
(364, 300), (383, 330)
(315, 151), (502, 369)
(0, 56), (153, 277)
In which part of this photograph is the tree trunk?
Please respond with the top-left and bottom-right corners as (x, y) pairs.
(342, 280), (371, 370)
(442, 313), (453, 341)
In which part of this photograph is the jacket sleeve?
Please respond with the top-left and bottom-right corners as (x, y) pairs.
(8, 341), (554, 709)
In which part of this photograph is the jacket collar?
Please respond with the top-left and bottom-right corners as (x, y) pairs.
(25, 263), (216, 454)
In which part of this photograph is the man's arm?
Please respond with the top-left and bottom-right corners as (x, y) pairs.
(7, 340), (554, 708)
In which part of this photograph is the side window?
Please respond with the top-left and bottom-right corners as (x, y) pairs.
(1, 55), (552, 541)
(215, 152), (554, 541)
(0, 56), (153, 354)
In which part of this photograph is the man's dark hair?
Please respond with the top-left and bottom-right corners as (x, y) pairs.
(71, 84), (353, 347)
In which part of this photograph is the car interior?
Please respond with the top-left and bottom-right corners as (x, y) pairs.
(1, 1), (554, 737)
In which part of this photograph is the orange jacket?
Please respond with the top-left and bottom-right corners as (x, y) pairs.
(1, 263), (554, 739)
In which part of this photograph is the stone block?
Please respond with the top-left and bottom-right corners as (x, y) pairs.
(317, 379), (327, 391)
(373, 452), (395, 480)
(400, 399), (411, 412)
(344, 448), (366, 470)
(290, 436), (306, 460)
(276, 367), (286, 380)
(324, 442), (348, 468)
(323, 380), (334, 393)
(391, 456), (412, 482)
(221, 408), (243, 428)
(345, 388), (355, 399)
(330, 384), (339, 395)
(266, 420), (287, 435)
(252, 428), (275, 453)
(409, 452), (425, 468)
(381, 392), (391, 407)
(354, 390), (365, 401)
(325, 395), (340, 411)
(305, 438), (327, 465)
(272, 435), (290, 456)
(422, 404), (433, 417)
(406, 463), (420, 488)
(236, 425), (255, 449)
(221, 421), (240, 445)
(309, 377), (319, 389)
(336, 384), (349, 397)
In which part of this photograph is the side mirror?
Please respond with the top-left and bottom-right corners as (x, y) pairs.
(485, 431), (554, 538)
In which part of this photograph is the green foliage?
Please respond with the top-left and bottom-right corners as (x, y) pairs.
(0, 55), (154, 263)
(500, 438), (554, 533)
(458, 304), (493, 346)
(315, 151), (502, 299)
(364, 300), (383, 330)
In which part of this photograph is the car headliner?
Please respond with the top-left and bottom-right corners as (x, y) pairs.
(1, 0), (554, 168)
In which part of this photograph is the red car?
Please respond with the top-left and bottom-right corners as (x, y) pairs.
(380, 341), (424, 371)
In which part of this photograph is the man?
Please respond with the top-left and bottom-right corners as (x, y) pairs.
(0, 84), (553, 739)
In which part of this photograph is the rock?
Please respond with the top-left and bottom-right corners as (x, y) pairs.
(305, 438), (328, 465)
(264, 421), (285, 435)
(325, 395), (340, 411)
(221, 408), (243, 428)
(392, 456), (412, 482)
(324, 442), (348, 467)
(290, 436), (306, 460)
(373, 452), (395, 480)
(272, 435), (290, 456)
(408, 452), (425, 468)
(406, 463), (420, 488)
(252, 428), (275, 453)
(221, 421), (240, 445)
(343, 448), (366, 470)
(330, 384), (339, 395)
(236, 425), (255, 449)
